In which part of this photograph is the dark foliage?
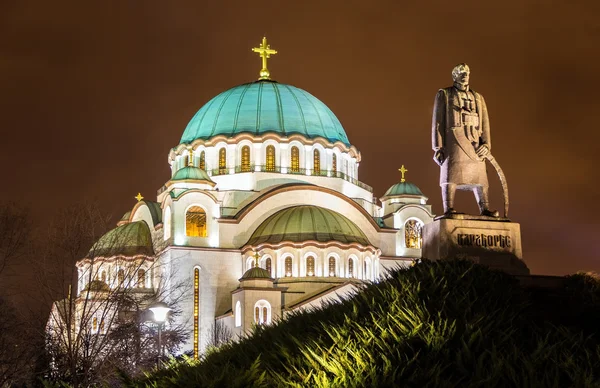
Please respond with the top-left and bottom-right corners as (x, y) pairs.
(131, 260), (600, 387)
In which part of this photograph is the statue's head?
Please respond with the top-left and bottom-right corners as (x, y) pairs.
(452, 63), (470, 85)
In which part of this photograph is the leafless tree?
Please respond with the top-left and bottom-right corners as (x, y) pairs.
(33, 202), (189, 387)
(0, 201), (31, 280)
(0, 202), (34, 386)
(205, 319), (233, 351)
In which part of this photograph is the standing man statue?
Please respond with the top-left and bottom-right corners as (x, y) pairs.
(432, 63), (499, 217)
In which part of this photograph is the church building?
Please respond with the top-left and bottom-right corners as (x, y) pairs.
(48, 38), (434, 358)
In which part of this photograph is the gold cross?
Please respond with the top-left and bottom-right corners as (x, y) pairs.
(251, 37), (277, 80)
(135, 193), (144, 202)
(398, 165), (408, 183)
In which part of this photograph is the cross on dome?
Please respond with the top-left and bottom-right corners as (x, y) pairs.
(251, 36), (277, 80)
(134, 192), (144, 202)
(399, 165), (408, 183)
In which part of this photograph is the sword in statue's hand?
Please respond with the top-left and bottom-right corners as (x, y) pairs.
(483, 152), (509, 218)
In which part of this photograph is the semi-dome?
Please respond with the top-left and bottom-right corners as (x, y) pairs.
(383, 182), (424, 197)
(246, 205), (370, 247)
(172, 166), (214, 183)
(88, 221), (154, 258)
(180, 80), (350, 146)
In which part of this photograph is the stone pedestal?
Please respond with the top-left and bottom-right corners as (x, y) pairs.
(422, 216), (529, 275)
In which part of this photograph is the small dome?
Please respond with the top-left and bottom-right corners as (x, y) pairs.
(246, 205), (370, 247)
(180, 80), (350, 146)
(172, 166), (214, 183)
(240, 266), (273, 280)
(383, 182), (424, 197)
(88, 221), (154, 258)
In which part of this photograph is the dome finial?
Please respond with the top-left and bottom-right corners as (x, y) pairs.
(253, 251), (261, 268)
(187, 148), (194, 167)
(251, 36), (277, 80)
(399, 165), (408, 183)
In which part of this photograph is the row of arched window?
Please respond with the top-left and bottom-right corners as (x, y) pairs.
(247, 254), (375, 280)
(179, 145), (349, 177)
(80, 267), (150, 293)
(234, 299), (271, 328)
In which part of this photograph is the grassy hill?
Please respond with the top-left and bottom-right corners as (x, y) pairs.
(130, 260), (600, 387)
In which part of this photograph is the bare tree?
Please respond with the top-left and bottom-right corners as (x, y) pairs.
(0, 202), (35, 386)
(33, 202), (189, 386)
(0, 201), (31, 279)
(205, 319), (233, 351)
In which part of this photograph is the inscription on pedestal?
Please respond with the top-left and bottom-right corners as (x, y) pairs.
(422, 218), (528, 275)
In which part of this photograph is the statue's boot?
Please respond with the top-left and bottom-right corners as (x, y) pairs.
(443, 202), (458, 216)
(479, 203), (499, 217)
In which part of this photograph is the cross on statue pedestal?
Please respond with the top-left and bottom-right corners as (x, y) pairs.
(399, 165), (408, 183)
(251, 37), (277, 80)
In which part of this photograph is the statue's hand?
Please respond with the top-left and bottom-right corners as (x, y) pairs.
(476, 144), (490, 159)
(433, 149), (445, 166)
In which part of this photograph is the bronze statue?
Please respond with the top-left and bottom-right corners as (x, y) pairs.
(432, 64), (503, 217)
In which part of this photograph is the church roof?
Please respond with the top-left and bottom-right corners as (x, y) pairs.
(179, 80), (350, 146)
(383, 182), (424, 197)
(88, 221), (154, 258)
(240, 266), (273, 280)
(171, 166), (214, 183)
(246, 205), (370, 247)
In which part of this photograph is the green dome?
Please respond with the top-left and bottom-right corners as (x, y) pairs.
(240, 266), (273, 280)
(88, 221), (154, 258)
(246, 205), (370, 247)
(172, 166), (214, 183)
(180, 80), (350, 146)
(383, 182), (424, 197)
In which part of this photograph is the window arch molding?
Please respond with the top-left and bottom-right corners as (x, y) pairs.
(363, 257), (372, 281)
(246, 256), (256, 271)
(235, 301), (242, 327)
(216, 145), (228, 174)
(404, 217), (424, 249)
(236, 141), (253, 172)
(301, 251), (319, 277)
(347, 255), (358, 278)
(184, 204), (209, 238)
(163, 205), (172, 241)
(260, 255), (273, 276)
(280, 254), (294, 277)
(254, 299), (271, 325)
(311, 143), (326, 172)
(288, 141), (304, 171)
(326, 253), (341, 277)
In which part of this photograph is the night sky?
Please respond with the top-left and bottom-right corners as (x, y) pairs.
(1, 1), (598, 277)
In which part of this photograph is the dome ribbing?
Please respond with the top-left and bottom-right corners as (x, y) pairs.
(180, 81), (350, 146)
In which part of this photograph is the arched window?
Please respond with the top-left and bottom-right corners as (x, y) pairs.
(313, 149), (320, 175)
(306, 256), (315, 276)
(163, 206), (171, 241)
(193, 268), (199, 359)
(290, 146), (300, 173)
(263, 257), (272, 275)
(332, 154), (337, 176)
(92, 317), (98, 332)
(137, 269), (145, 288)
(328, 256), (336, 277)
(219, 148), (227, 175)
(235, 301), (242, 327)
(199, 151), (206, 170)
(348, 258), (355, 278)
(254, 300), (271, 325)
(363, 260), (371, 280)
(265, 145), (275, 172)
(186, 206), (207, 237)
(241, 146), (251, 172)
(99, 318), (105, 333)
(285, 257), (293, 277)
(117, 269), (124, 285)
(405, 219), (423, 249)
(100, 270), (107, 283)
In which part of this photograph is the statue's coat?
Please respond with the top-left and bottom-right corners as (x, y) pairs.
(432, 87), (490, 187)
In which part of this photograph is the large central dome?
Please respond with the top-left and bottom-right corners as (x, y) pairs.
(180, 80), (350, 146)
